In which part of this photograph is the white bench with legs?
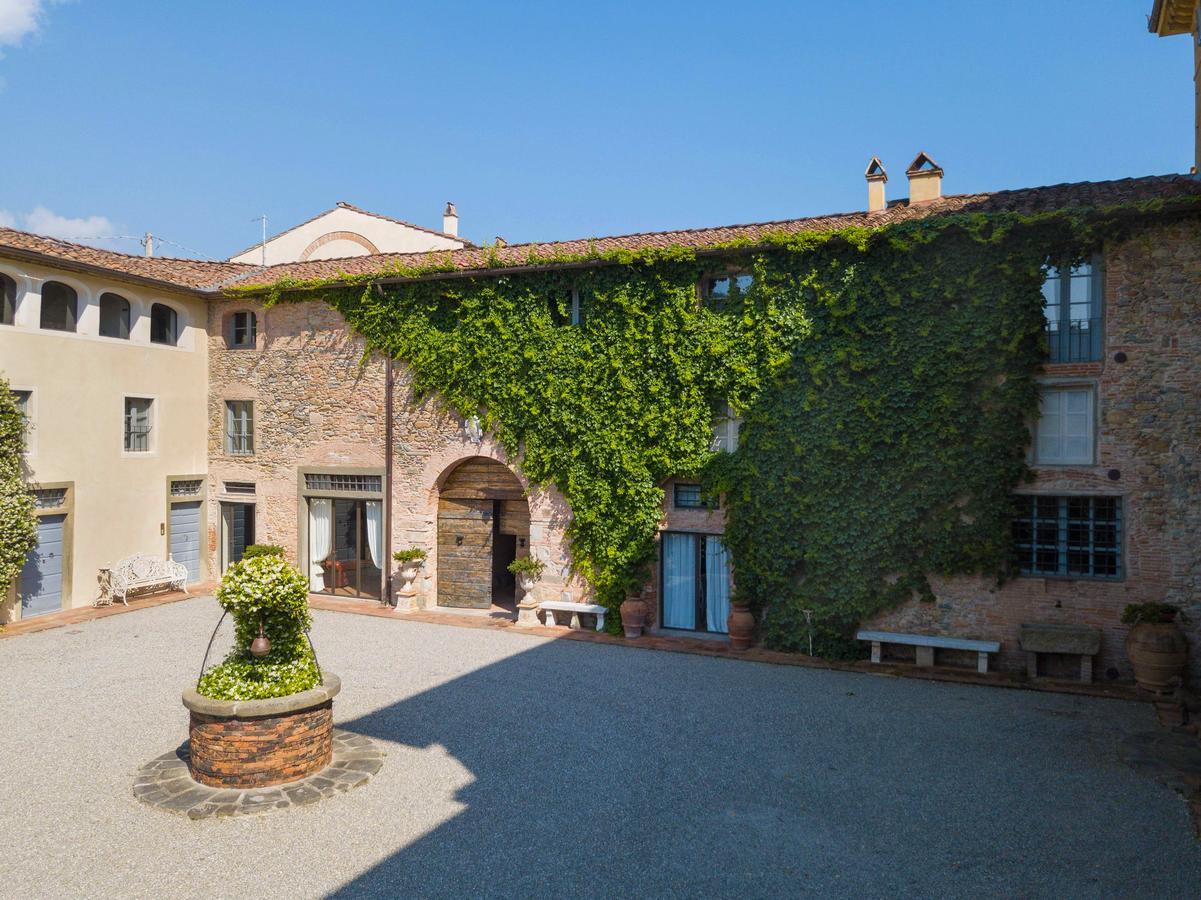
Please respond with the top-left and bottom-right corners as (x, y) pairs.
(856, 630), (1001, 674)
(539, 600), (607, 632)
(96, 554), (189, 607)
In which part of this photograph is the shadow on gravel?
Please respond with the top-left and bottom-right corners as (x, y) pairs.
(325, 638), (1201, 899)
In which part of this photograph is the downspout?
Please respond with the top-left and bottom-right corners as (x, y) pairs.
(384, 355), (394, 606)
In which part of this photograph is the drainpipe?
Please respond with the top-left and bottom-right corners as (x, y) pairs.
(384, 355), (394, 605)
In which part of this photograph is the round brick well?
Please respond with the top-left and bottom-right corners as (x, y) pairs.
(182, 673), (341, 789)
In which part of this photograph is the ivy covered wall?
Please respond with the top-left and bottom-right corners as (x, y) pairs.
(248, 206), (1191, 653)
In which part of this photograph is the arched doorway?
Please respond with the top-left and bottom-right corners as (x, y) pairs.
(437, 458), (530, 610)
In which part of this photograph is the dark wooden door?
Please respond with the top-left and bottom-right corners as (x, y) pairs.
(437, 497), (494, 608)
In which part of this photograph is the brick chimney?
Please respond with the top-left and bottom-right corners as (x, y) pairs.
(906, 152), (943, 205)
(865, 157), (888, 212)
(443, 202), (459, 237)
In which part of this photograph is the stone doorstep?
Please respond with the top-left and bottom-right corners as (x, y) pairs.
(133, 729), (384, 821)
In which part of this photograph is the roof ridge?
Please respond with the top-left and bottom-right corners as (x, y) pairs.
(0, 225), (257, 268)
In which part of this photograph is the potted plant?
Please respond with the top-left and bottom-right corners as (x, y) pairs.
(727, 598), (756, 651)
(508, 556), (545, 624)
(392, 548), (427, 611)
(1123, 602), (1188, 694)
(619, 594), (648, 639)
(185, 554), (338, 788)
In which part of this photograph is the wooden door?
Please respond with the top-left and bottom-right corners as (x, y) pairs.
(437, 497), (494, 608)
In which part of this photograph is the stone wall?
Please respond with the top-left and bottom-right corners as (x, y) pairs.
(188, 703), (333, 788)
(206, 299), (578, 613)
(865, 219), (1201, 682)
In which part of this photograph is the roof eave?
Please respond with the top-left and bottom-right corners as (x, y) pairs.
(0, 246), (216, 297)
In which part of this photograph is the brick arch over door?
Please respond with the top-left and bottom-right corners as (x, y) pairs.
(436, 457), (530, 609)
(299, 231), (381, 260)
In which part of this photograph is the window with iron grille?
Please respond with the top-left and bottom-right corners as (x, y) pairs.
(225, 401), (253, 456)
(1042, 260), (1102, 363)
(32, 488), (67, 509)
(171, 479), (203, 496)
(1012, 495), (1121, 579)
(304, 473), (382, 493)
(224, 481), (256, 495)
(124, 398), (152, 452)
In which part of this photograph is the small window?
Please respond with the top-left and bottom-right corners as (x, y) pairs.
(1012, 495), (1121, 579)
(710, 401), (742, 453)
(549, 289), (588, 327)
(1043, 260), (1101, 362)
(229, 311), (257, 349)
(12, 389), (31, 418)
(1, 273), (15, 325)
(702, 273), (753, 313)
(99, 292), (131, 339)
(150, 303), (178, 346)
(304, 473), (382, 493)
(170, 479), (204, 496)
(40, 281), (78, 332)
(673, 483), (717, 509)
(225, 400), (254, 456)
(124, 397), (153, 452)
(224, 481), (256, 495)
(1033, 387), (1094, 465)
(31, 488), (67, 509)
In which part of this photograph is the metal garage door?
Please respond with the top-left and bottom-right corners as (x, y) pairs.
(169, 501), (201, 584)
(19, 514), (65, 617)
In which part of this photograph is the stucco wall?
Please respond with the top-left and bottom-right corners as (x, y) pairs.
(0, 259), (210, 615)
(227, 206), (463, 266)
(206, 299), (577, 611)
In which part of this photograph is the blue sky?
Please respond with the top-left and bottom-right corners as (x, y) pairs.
(0, 1), (1192, 259)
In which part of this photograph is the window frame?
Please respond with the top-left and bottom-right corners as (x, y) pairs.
(659, 530), (731, 634)
(98, 292), (132, 340)
(123, 396), (155, 454)
(9, 386), (35, 456)
(149, 302), (179, 346)
(700, 271), (753, 313)
(1042, 256), (1103, 363)
(1032, 383), (1096, 466)
(1012, 493), (1123, 581)
(224, 400), (254, 456)
(710, 400), (742, 453)
(39, 281), (79, 333)
(1, 272), (16, 326)
(228, 310), (258, 349)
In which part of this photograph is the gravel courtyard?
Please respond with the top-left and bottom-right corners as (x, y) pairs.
(0, 597), (1198, 899)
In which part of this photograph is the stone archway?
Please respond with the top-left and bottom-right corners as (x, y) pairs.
(437, 458), (530, 610)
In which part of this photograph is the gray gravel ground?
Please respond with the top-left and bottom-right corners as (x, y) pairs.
(1, 597), (1198, 899)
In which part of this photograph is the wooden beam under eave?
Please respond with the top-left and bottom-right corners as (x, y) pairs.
(1149, 0), (1197, 36)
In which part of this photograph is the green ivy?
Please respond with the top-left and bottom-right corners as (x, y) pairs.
(0, 374), (36, 597)
(237, 201), (1198, 651)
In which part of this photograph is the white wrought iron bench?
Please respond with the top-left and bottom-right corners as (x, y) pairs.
(96, 554), (188, 607)
(539, 600), (607, 631)
(856, 630), (1001, 674)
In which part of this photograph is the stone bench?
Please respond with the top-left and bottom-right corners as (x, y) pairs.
(540, 600), (607, 632)
(1019, 623), (1101, 683)
(856, 630), (1001, 674)
(96, 554), (188, 607)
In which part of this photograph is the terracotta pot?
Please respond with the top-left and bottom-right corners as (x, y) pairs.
(620, 598), (647, 639)
(728, 603), (755, 651)
(1126, 621), (1188, 694)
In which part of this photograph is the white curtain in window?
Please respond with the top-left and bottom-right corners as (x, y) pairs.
(365, 501), (383, 569)
(662, 532), (696, 630)
(705, 536), (731, 634)
(309, 498), (332, 591)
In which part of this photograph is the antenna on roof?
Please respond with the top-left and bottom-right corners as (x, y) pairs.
(253, 215), (268, 265)
(141, 232), (155, 257)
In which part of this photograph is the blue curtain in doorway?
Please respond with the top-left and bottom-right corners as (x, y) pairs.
(705, 536), (730, 634)
(662, 533), (696, 630)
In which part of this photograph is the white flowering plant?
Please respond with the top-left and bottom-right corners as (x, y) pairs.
(196, 554), (320, 701)
(0, 375), (36, 598)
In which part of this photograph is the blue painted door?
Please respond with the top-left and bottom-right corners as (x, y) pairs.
(170, 501), (201, 584)
(20, 514), (65, 617)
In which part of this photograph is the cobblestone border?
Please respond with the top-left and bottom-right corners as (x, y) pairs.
(134, 729), (383, 820)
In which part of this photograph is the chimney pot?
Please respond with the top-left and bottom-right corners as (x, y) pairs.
(442, 202), (459, 238)
(865, 157), (888, 212)
(905, 151), (944, 205)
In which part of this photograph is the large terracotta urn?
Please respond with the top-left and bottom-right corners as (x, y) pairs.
(1126, 623), (1188, 694)
(727, 602), (755, 651)
(620, 598), (648, 639)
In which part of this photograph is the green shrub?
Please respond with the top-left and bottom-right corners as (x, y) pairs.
(197, 554), (320, 701)
(393, 547), (428, 565)
(1121, 602), (1180, 626)
(0, 374), (36, 595)
(508, 556), (545, 579)
(242, 543), (286, 559)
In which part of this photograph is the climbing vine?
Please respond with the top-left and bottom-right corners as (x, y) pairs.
(240, 200), (1198, 651)
(0, 373), (36, 598)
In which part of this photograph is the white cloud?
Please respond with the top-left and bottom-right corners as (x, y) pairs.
(0, 0), (48, 48)
(0, 206), (119, 247)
